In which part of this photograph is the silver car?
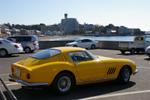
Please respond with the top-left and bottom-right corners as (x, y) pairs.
(0, 38), (23, 57)
(7, 35), (39, 53)
(145, 45), (150, 57)
(66, 39), (98, 49)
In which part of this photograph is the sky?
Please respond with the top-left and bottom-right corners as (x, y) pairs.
(0, 0), (150, 31)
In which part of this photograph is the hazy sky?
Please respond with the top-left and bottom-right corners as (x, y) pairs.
(0, 0), (150, 31)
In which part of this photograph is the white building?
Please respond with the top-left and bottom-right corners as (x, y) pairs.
(61, 14), (79, 34)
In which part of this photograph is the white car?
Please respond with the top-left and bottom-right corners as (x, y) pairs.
(66, 39), (98, 49)
(145, 45), (150, 57)
(0, 38), (23, 57)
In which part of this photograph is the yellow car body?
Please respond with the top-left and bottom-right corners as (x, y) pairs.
(10, 47), (137, 93)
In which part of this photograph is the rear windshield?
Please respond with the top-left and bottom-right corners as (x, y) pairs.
(32, 49), (61, 59)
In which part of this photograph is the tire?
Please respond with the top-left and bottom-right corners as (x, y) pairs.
(120, 50), (125, 54)
(130, 49), (135, 55)
(118, 66), (131, 84)
(0, 49), (8, 57)
(24, 47), (31, 53)
(52, 73), (75, 95)
(91, 44), (96, 49)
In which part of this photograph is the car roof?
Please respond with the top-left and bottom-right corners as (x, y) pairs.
(52, 47), (86, 53)
(0, 38), (5, 41)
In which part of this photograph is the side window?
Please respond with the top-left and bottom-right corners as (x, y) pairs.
(0, 41), (2, 44)
(69, 51), (93, 62)
(22, 37), (31, 42)
(81, 39), (87, 42)
(81, 39), (92, 42)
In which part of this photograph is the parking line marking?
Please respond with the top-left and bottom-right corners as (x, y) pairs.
(137, 67), (150, 70)
(80, 90), (150, 100)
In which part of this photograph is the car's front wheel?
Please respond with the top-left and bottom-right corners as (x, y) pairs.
(52, 73), (74, 94)
(118, 66), (131, 84)
(91, 44), (96, 49)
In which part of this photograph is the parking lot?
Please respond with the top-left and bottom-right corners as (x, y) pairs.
(0, 49), (150, 100)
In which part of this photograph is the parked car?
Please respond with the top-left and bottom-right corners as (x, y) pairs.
(119, 35), (150, 54)
(10, 47), (138, 94)
(7, 35), (39, 53)
(0, 38), (23, 57)
(66, 39), (98, 49)
(145, 45), (150, 57)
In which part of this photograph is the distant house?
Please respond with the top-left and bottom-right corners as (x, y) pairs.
(118, 26), (131, 35)
(83, 24), (95, 31)
(61, 14), (79, 34)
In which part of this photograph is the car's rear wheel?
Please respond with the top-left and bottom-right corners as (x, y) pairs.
(118, 66), (131, 84)
(24, 47), (31, 53)
(0, 49), (8, 57)
(91, 44), (96, 49)
(52, 73), (74, 95)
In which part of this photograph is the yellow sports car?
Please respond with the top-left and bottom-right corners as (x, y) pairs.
(10, 47), (138, 94)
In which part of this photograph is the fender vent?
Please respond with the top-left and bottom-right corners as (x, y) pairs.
(107, 67), (116, 75)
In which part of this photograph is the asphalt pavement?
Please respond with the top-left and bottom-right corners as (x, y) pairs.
(0, 49), (150, 100)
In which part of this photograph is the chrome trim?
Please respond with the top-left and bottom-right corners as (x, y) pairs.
(9, 75), (49, 86)
(133, 69), (138, 75)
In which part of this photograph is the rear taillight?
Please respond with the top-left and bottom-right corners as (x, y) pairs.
(14, 45), (19, 48)
(11, 67), (14, 74)
(26, 73), (30, 79)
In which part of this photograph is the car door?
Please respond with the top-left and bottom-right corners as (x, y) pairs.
(69, 51), (106, 83)
(77, 40), (86, 48)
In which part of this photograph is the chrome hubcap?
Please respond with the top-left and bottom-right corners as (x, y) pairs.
(57, 76), (71, 92)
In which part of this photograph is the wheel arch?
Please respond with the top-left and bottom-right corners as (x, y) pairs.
(0, 48), (9, 54)
(120, 65), (132, 75)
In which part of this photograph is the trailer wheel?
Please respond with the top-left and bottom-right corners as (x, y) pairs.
(130, 49), (135, 55)
(120, 50), (125, 55)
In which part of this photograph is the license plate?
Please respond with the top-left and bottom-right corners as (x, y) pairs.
(16, 68), (20, 78)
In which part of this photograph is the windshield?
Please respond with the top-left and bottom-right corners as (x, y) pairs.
(85, 51), (97, 59)
(3, 39), (13, 43)
(32, 49), (61, 59)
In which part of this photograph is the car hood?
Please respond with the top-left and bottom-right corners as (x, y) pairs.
(67, 42), (77, 45)
(97, 56), (135, 64)
(98, 56), (113, 60)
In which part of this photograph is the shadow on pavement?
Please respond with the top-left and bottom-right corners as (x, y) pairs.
(144, 57), (150, 61)
(0, 55), (19, 58)
(10, 81), (136, 100)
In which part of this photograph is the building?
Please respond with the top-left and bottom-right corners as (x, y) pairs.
(117, 26), (131, 35)
(83, 23), (95, 31)
(61, 14), (79, 34)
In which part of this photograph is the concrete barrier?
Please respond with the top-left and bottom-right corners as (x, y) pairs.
(39, 40), (73, 49)
(39, 40), (120, 50)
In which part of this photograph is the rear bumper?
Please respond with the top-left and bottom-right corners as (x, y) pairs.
(133, 69), (138, 75)
(9, 75), (49, 86)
